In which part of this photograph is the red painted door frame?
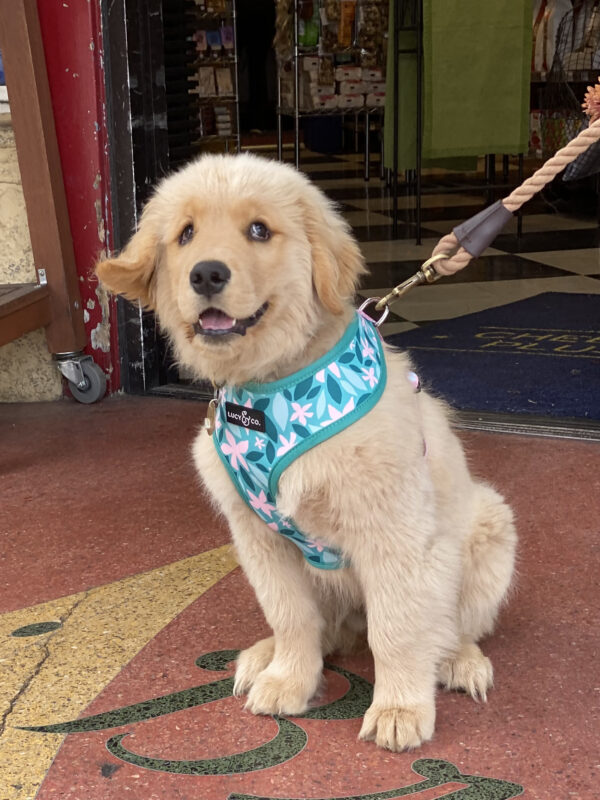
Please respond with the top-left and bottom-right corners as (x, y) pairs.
(36, 0), (120, 391)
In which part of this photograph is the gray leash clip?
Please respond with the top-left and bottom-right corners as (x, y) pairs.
(453, 200), (513, 258)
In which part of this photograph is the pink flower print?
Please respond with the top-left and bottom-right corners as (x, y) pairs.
(255, 437), (266, 451)
(290, 402), (313, 425)
(267, 522), (279, 531)
(361, 366), (378, 388)
(362, 341), (375, 359)
(320, 397), (355, 426)
(316, 369), (326, 383)
(248, 489), (276, 518)
(221, 429), (249, 470)
(305, 537), (325, 552)
(244, 398), (253, 408)
(276, 432), (297, 456)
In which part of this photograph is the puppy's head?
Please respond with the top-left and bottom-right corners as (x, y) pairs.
(96, 153), (366, 385)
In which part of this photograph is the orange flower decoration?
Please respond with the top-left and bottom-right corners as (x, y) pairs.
(582, 79), (600, 123)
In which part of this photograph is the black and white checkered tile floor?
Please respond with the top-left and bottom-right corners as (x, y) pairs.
(285, 149), (600, 340)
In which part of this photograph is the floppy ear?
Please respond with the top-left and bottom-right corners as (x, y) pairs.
(303, 193), (367, 315)
(95, 213), (159, 310)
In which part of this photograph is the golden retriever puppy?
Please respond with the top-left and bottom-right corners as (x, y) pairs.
(96, 153), (517, 751)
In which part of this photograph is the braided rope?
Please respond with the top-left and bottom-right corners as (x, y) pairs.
(430, 116), (600, 277)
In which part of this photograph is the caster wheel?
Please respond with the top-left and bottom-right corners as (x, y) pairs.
(68, 361), (107, 404)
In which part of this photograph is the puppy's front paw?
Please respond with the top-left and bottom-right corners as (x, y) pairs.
(438, 642), (494, 702)
(245, 668), (318, 716)
(359, 703), (435, 751)
(233, 636), (275, 697)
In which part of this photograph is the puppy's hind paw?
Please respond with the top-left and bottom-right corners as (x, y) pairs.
(233, 636), (275, 697)
(438, 642), (494, 702)
(359, 703), (435, 752)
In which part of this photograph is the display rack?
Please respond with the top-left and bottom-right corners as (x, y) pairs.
(536, 3), (600, 160)
(164, 0), (241, 168)
(275, 0), (387, 175)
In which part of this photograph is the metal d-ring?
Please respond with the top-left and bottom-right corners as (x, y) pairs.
(358, 297), (390, 328)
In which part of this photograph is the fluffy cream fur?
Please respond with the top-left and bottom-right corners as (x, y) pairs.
(96, 153), (517, 751)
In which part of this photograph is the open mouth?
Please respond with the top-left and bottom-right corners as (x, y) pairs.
(193, 302), (269, 338)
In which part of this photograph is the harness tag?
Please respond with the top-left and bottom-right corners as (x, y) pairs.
(203, 398), (218, 436)
(225, 402), (266, 433)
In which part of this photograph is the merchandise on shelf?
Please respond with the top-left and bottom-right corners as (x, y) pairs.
(187, 0), (239, 149)
(338, 0), (357, 47)
(277, 0), (388, 112)
(221, 25), (235, 51)
(206, 29), (223, 55)
(355, 0), (386, 67)
(197, 66), (217, 97)
(214, 104), (233, 136)
(365, 91), (385, 107)
(334, 65), (362, 81)
(532, 0), (572, 76)
(529, 110), (543, 157)
(298, 0), (320, 46)
(199, 104), (216, 136)
(194, 0), (228, 12)
(215, 66), (234, 95)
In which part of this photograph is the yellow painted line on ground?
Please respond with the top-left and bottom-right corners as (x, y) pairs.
(0, 544), (237, 800)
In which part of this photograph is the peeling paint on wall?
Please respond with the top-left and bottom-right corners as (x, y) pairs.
(90, 284), (111, 353)
(36, 0), (118, 390)
(94, 197), (105, 244)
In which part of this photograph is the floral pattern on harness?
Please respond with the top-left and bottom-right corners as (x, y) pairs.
(213, 313), (386, 569)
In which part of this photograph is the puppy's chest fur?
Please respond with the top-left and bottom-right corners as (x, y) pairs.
(193, 352), (430, 557)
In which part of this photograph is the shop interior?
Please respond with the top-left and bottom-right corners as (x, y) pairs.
(100, 0), (600, 436)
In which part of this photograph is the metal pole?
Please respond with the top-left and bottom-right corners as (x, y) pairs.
(517, 153), (524, 238)
(231, 0), (241, 153)
(364, 109), (370, 181)
(392, 0), (400, 237)
(277, 71), (283, 161)
(415, 0), (423, 244)
(293, 0), (300, 169)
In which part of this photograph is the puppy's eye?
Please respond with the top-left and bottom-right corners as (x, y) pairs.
(248, 221), (271, 242)
(179, 223), (194, 245)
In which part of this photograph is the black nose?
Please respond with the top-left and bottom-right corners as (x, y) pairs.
(189, 260), (231, 297)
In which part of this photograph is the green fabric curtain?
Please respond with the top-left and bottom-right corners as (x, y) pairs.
(385, 0), (533, 171)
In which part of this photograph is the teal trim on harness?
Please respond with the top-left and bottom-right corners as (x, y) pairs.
(212, 312), (387, 569)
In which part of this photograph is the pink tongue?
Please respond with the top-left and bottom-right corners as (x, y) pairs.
(200, 309), (235, 331)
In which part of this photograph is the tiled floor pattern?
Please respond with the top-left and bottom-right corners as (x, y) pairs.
(292, 151), (600, 340)
(2, 152), (600, 799)
(2, 392), (599, 800)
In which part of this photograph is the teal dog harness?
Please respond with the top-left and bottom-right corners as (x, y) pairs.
(212, 312), (387, 569)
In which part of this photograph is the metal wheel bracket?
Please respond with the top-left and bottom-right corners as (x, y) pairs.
(55, 353), (89, 388)
(54, 353), (107, 403)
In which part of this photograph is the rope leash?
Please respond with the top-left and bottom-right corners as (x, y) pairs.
(374, 83), (600, 316)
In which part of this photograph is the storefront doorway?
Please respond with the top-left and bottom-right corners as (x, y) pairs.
(102, 0), (600, 436)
